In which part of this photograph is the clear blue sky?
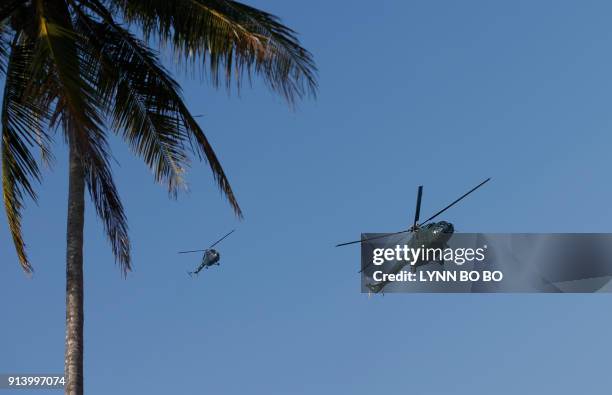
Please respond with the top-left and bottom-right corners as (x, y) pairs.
(2, 0), (612, 393)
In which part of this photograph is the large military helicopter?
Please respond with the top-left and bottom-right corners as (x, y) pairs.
(178, 230), (235, 277)
(336, 178), (491, 293)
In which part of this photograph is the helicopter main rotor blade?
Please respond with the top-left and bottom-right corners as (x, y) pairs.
(418, 178), (491, 226)
(178, 249), (207, 254)
(208, 229), (235, 249)
(336, 228), (413, 247)
(178, 229), (235, 254)
(336, 178), (490, 248)
(413, 185), (423, 229)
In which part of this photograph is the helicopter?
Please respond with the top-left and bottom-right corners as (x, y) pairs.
(336, 178), (491, 293)
(178, 230), (235, 277)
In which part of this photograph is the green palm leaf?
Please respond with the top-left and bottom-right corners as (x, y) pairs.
(73, 7), (242, 215)
(1, 32), (51, 272)
(102, 0), (317, 104)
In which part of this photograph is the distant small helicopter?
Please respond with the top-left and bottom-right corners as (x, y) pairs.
(178, 230), (235, 277)
(336, 178), (491, 293)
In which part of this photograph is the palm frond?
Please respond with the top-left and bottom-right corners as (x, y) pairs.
(1, 33), (51, 273)
(103, 0), (317, 104)
(72, 4), (242, 217)
(72, 8), (190, 197)
(0, 21), (11, 75)
(108, 25), (243, 217)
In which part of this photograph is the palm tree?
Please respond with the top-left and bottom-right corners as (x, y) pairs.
(0, 1), (316, 393)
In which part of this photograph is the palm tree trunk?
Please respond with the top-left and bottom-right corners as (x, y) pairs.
(64, 137), (85, 395)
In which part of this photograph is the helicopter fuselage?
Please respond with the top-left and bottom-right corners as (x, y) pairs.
(366, 221), (454, 293)
(191, 249), (221, 275)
